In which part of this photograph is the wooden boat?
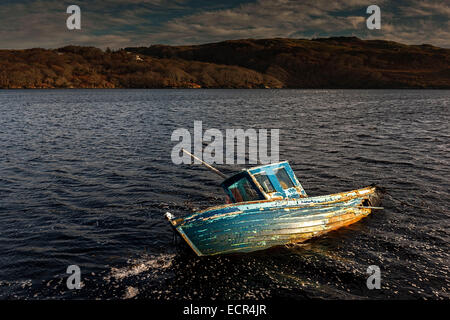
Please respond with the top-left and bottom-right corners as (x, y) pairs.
(166, 150), (382, 256)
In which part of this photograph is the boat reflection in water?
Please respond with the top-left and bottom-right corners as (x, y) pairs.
(166, 152), (382, 256)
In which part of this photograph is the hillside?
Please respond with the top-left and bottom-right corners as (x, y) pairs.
(127, 37), (450, 89)
(1, 37), (449, 89)
(0, 46), (282, 89)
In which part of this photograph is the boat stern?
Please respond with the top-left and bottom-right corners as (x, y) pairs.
(365, 185), (384, 208)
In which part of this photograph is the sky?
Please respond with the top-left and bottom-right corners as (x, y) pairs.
(0, 0), (449, 49)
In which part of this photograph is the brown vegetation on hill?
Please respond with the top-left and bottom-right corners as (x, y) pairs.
(127, 37), (450, 89)
(1, 37), (449, 89)
(0, 46), (282, 89)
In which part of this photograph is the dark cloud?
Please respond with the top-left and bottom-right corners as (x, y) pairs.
(0, 0), (448, 49)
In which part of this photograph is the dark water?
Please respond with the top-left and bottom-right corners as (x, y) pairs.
(0, 89), (448, 300)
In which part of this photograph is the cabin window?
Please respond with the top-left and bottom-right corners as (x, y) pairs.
(274, 168), (295, 190)
(253, 172), (276, 193)
(228, 177), (262, 202)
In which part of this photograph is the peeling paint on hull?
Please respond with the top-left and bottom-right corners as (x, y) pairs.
(167, 186), (381, 256)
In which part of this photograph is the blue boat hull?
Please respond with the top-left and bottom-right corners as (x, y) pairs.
(166, 186), (382, 256)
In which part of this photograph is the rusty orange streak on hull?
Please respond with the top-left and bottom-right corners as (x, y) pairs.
(287, 208), (370, 244)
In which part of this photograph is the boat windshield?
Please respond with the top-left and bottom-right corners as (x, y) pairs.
(253, 172), (276, 193)
(274, 167), (295, 189)
(227, 176), (262, 202)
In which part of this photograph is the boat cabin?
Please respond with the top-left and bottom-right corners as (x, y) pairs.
(221, 161), (308, 203)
